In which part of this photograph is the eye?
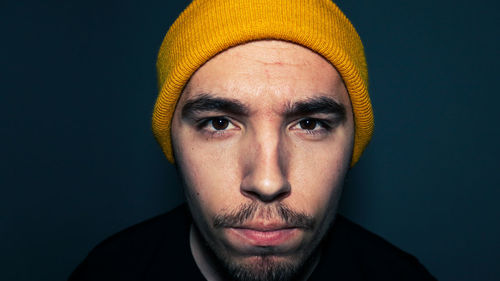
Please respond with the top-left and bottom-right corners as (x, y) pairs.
(211, 117), (230, 130)
(290, 118), (332, 135)
(298, 119), (318, 130)
(201, 117), (237, 131)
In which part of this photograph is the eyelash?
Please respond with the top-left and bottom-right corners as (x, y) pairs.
(196, 117), (238, 137)
(290, 118), (333, 136)
(195, 117), (333, 137)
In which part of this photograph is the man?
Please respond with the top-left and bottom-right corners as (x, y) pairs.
(69, 0), (436, 280)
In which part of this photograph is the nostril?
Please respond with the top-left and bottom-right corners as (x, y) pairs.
(240, 183), (291, 203)
(272, 188), (291, 202)
(241, 190), (260, 200)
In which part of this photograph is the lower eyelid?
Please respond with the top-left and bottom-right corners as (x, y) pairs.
(305, 129), (326, 135)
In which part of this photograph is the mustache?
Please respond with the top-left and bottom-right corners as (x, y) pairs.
(213, 201), (315, 230)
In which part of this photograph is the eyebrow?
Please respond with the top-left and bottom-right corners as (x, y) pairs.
(181, 93), (250, 119)
(181, 93), (346, 121)
(284, 96), (347, 121)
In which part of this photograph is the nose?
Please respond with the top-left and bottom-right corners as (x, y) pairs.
(240, 130), (291, 203)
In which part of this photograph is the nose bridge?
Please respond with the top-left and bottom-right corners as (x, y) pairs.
(241, 121), (290, 202)
(256, 128), (283, 175)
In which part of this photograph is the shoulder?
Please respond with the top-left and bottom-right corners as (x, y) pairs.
(68, 204), (194, 281)
(312, 215), (437, 281)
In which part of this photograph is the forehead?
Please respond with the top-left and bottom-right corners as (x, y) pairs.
(180, 40), (350, 110)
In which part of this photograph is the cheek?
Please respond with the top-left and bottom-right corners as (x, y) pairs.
(175, 133), (243, 217)
(285, 136), (351, 217)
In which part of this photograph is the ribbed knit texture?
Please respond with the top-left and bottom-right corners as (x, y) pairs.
(154, 0), (374, 166)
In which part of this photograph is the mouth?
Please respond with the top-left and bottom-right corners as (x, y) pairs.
(227, 224), (301, 247)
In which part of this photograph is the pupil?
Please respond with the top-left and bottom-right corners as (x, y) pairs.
(213, 118), (229, 130)
(300, 119), (316, 130)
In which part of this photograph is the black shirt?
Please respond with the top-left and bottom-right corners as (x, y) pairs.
(68, 204), (437, 281)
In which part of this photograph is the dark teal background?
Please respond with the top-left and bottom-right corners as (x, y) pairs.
(1, 1), (499, 280)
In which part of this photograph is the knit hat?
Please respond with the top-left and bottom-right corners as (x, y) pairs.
(154, 0), (373, 167)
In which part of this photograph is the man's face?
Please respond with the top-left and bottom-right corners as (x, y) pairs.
(171, 40), (354, 280)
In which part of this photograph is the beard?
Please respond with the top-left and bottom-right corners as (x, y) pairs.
(224, 255), (301, 281)
(194, 201), (322, 281)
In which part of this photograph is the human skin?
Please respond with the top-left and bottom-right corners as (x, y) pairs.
(171, 40), (355, 281)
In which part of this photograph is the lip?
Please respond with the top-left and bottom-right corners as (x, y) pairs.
(228, 226), (299, 247)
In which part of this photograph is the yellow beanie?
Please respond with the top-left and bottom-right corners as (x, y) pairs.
(154, 0), (374, 166)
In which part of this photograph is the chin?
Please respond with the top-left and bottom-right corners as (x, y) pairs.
(222, 254), (305, 281)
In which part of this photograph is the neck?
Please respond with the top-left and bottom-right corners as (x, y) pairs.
(189, 224), (321, 281)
